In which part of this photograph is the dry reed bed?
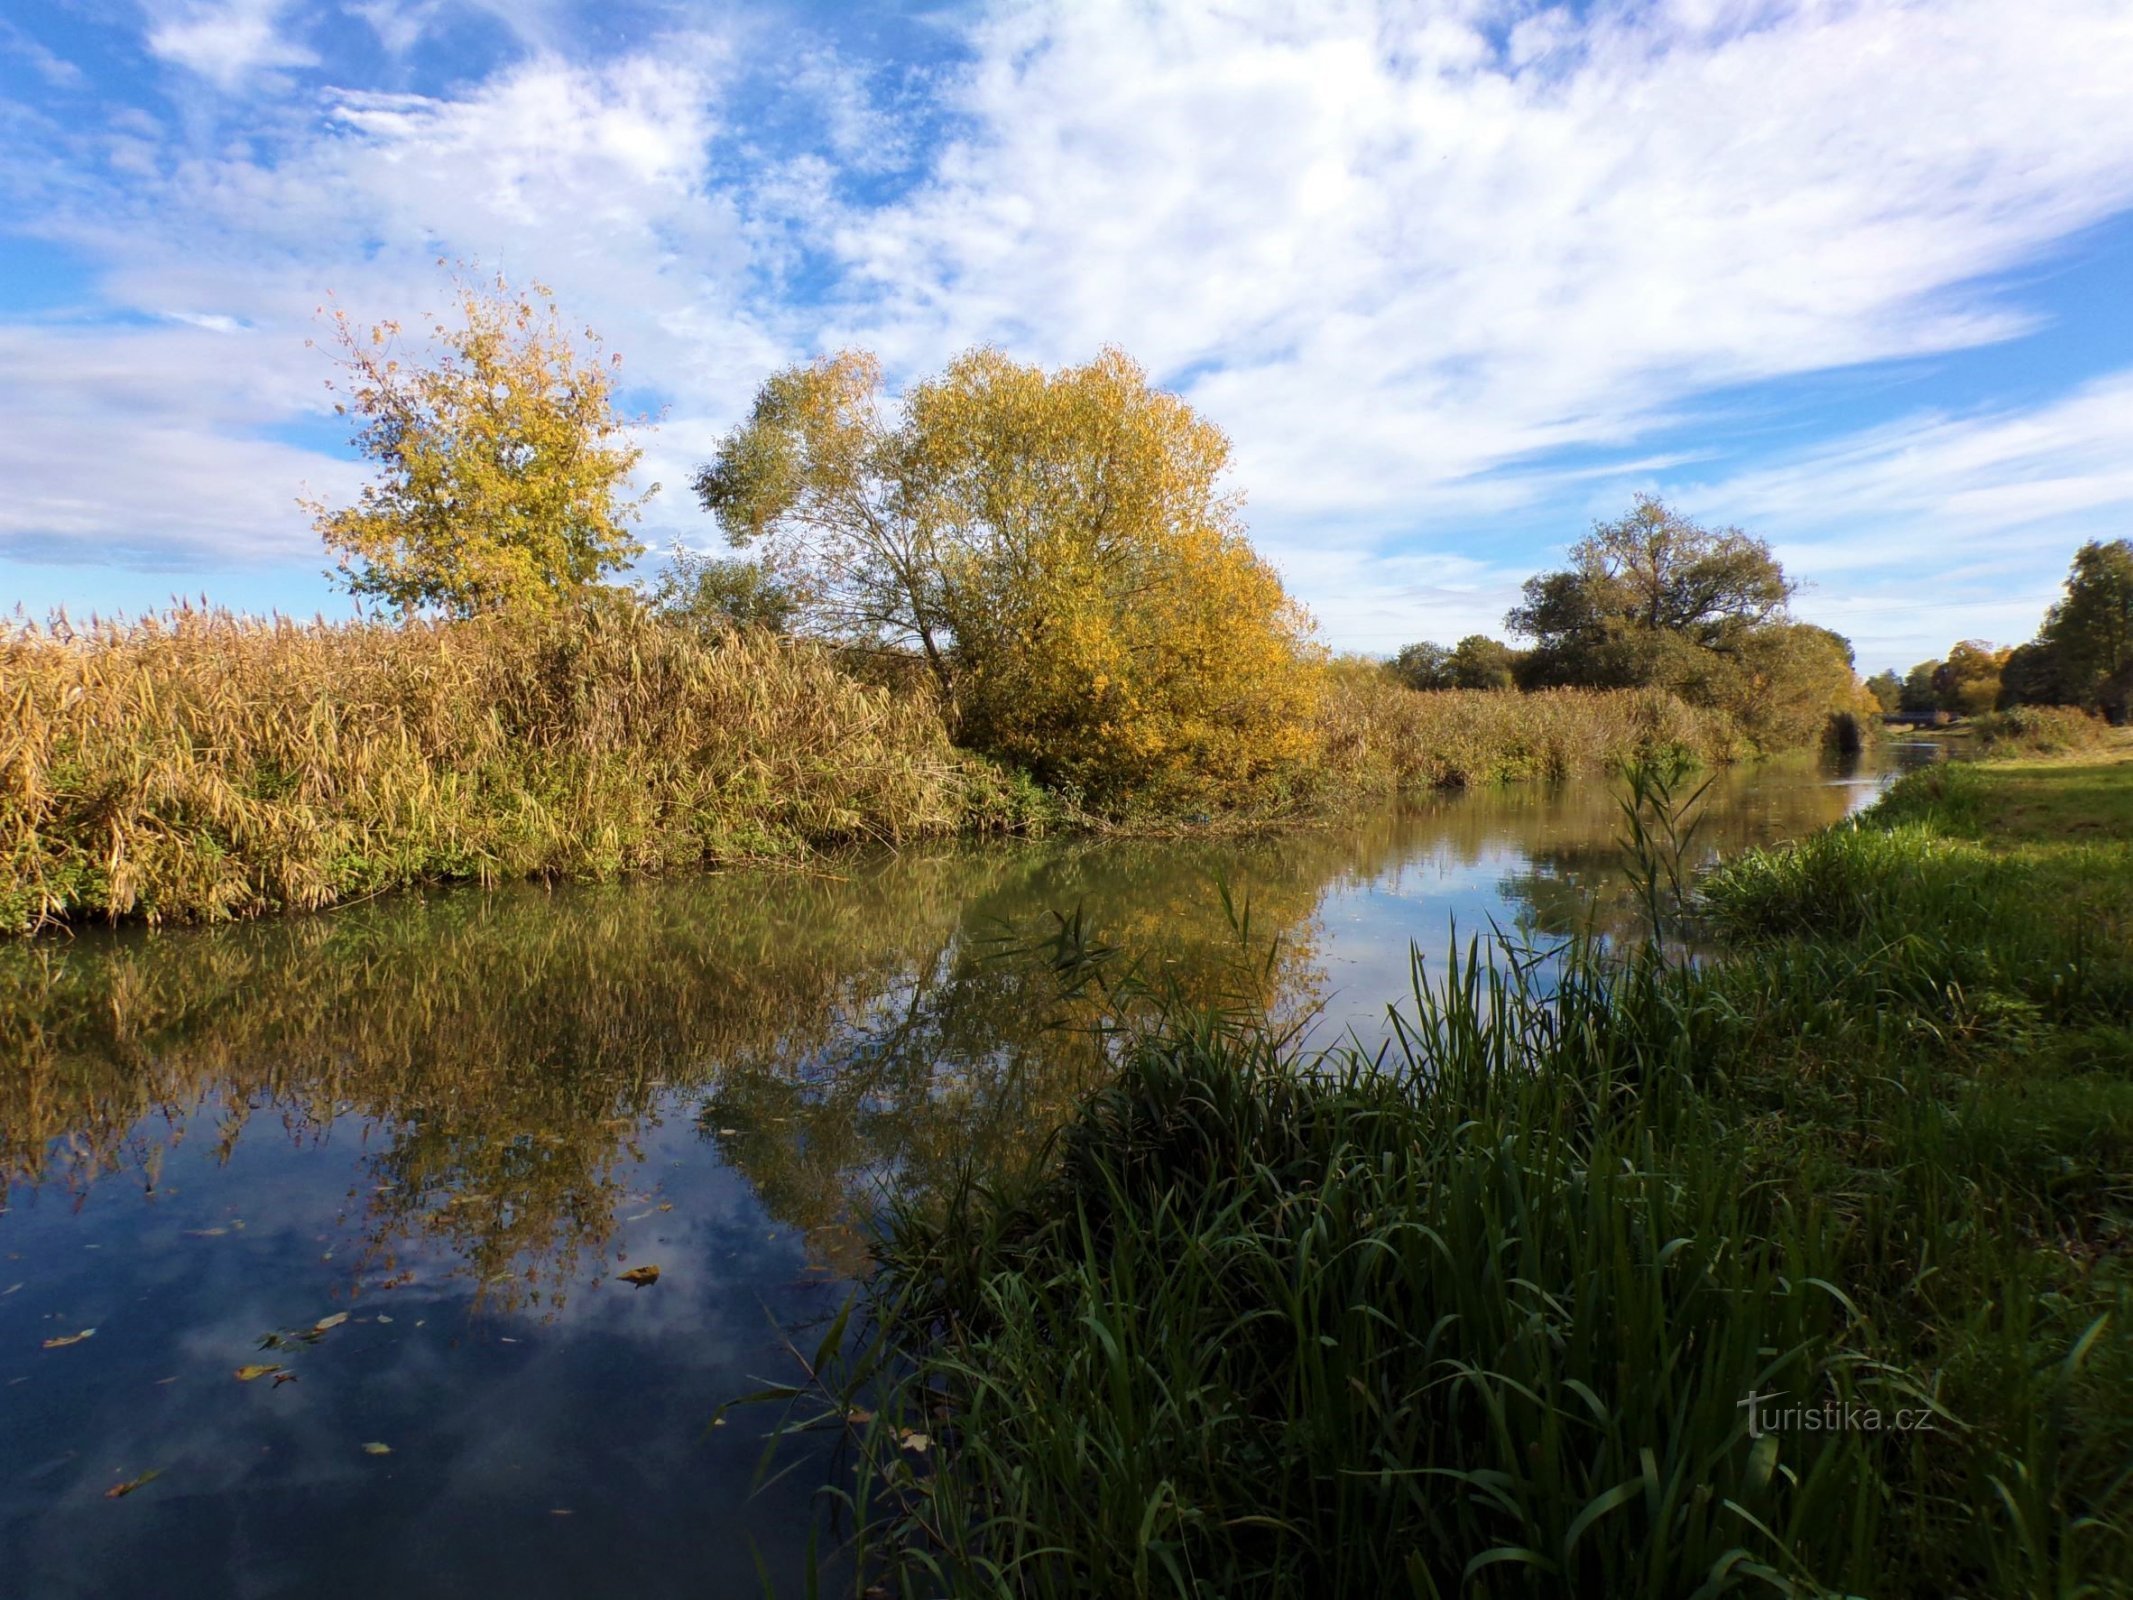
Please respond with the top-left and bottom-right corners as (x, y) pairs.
(1316, 664), (1744, 790)
(0, 607), (1012, 931)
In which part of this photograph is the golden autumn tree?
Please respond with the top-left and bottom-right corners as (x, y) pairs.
(695, 346), (1321, 806)
(307, 267), (654, 617)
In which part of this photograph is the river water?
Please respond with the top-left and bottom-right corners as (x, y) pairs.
(0, 748), (1935, 1598)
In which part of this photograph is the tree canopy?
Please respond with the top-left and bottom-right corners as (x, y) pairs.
(1508, 495), (1795, 692)
(2041, 540), (2133, 721)
(695, 347), (1321, 804)
(308, 267), (653, 617)
(1503, 496), (1862, 745)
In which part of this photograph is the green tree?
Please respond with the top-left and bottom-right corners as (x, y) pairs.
(647, 543), (798, 636)
(696, 347), (1320, 805)
(1996, 640), (2066, 709)
(1447, 634), (1519, 690)
(1503, 496), (1863, 744)
(1864, 670), (1902, 713)
(307, 267), (654, 617)
(1388, 642), (1453, 690)
(1899, 661), (1942, 713)
(1508, 496), (1795, 691)
(2039, 539), (2133, 721)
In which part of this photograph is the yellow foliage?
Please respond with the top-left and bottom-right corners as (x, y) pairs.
(305, 266), (653, 617)
(700, 345), (1322, 809)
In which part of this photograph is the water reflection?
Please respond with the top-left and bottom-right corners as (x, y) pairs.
(0, 752), (1912, 1597)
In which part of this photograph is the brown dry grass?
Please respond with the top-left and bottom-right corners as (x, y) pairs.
(0, 605), (1020, 931)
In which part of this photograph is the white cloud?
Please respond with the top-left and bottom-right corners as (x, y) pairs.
(1679, 372), (2133, 667)
(145, 0), (319, 89)
(826, 0), (2133, 533)
(6, 0), (2133, 658)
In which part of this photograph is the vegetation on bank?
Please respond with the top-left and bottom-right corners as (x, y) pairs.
(0, 272), (1885, 930)
(1875, 538), (2133, 725)
(1388, 497), (1879, 753)
(764, 754), (2133, 1598)
(0, 605), (1027, 934)
(0, 607), (1745, 931)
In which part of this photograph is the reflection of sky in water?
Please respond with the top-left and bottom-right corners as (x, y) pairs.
(0, 749), (1932, 1596)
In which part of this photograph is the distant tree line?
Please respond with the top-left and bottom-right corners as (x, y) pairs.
(1387, 496), (1871, 750)
(1864, 540), (2133, 724)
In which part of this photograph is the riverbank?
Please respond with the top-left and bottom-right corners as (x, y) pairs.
(797, 753), (2132, 1598)
(1, 610), (1754, 933)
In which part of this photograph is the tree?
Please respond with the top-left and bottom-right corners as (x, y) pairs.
(2039, 539), (2133, 721)
(1899, 661), (1942, 714)
(696, 346), (1320, 804)
(1864, 670), (1902, 713)
(647, 543), (798, 636)
(1508, 495), (1795, 691)
(1932, 640), (2007, 718)
(307, 267), (654, 617)
(1996, 640), (2065, 709)
(1388, 642), (1453, 690)
(1447, 634), (1519, 690)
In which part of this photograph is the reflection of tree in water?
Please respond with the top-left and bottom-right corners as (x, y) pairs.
(0, 756), (1876, 1309)
(0, 836), (1336, 1310)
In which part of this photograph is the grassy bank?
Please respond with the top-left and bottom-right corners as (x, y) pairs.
(1, 612), (1768, 932)
(0, 607), (1030, 933)
(777, 756), (2132, 1598)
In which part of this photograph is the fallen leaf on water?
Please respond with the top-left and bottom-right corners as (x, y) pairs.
(42, 1329), (95, 1349)
(184, 1228), (227, 1238)
(845, 1407), (874, 1427)
(104, 1470), (161, 1500)
(618, 1265), (660, 1287)
(360, 1442), (391, 1456)
(897, 1430), (932, 1455)
(376, 1315), (393, 1324)
(272, 1372), (299, 1388)
(233, 1364), (286, 1382)
(657, 1203), (673, 1213)
(311, 1312), (348, 1334)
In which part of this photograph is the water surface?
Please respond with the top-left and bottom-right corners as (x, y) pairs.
(0, 751), (1929, 1597)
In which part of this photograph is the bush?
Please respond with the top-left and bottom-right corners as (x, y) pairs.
(1970, 704), (2110, 755)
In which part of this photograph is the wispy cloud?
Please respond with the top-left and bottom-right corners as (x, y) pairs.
(1, 0), (2130, 660)
(144, 0), (318, 89)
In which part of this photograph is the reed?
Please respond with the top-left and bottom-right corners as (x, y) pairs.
(1969, 705), (2113, 756)
(0, 604), (1028, 931)
(752, 760), (2132, 1599)
(1314, 661), (1744, 792)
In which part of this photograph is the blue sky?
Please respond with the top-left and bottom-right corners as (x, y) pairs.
(4, 0), (2132, 674)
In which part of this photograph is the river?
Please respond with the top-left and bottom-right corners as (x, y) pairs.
(0, 747), (1936, 1598)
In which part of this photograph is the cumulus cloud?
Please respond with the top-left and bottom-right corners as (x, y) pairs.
(144, 0), (318, 88)
(3, 0), (2131, 659)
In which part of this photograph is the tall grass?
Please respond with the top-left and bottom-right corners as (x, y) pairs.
(1969, 705), (2112, 757)
(1315, 662), (1744, 791)
(0, 605), (1027, 931)
(745, 765), (2132, 1599)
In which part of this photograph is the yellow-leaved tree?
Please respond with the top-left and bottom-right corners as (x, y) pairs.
(306, 267), (654, 617)
(695, 347), (1320, 806)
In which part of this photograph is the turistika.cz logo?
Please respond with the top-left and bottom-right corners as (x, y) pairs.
(1737, 1389), (1939, 1439)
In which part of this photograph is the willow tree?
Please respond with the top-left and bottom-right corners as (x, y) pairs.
(307, 268), (654, 617)
(695, 347), (1320, 804)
